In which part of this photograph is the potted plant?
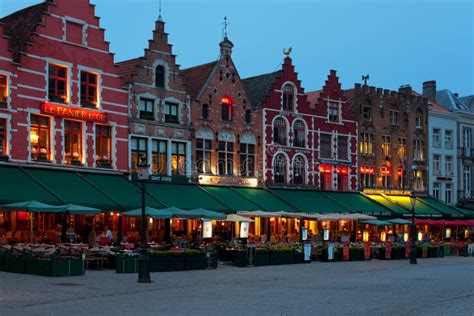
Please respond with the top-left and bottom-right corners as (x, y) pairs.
(255, 248), (270, 266)
(149, 250), (186, 272)
(349, 247), (364, 261)
(269, 246), (295, 265)
(184, 249), (206, 270)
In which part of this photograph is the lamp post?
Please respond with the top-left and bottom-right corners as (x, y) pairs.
(136, 180), (151, 283)
(409, 192), (417, 264)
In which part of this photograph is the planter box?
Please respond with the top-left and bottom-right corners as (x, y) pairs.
(349, 248), (365, 261)
(26, 256), (51, 276)
(4, 255), (25, 274)
(391, 247), (405, 260)
(150, 255), (185, 272)
(269, 251), (295, 265)
(234, 251), (248, 267)
(427, 246), (441, 258)
(0, 253), (4, 271)
(185, 254), (206, 270)
(50, 258), (85, 277)
(294, 252), (307, 264)
(116, 256), (138, 274)
(255, 252), (270, 266)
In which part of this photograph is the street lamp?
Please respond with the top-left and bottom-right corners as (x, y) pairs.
(409, 192), (417, 264)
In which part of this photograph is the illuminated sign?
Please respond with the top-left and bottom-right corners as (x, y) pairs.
(41, 102), (107, 123)
(363, 188), (412, 196)
(203, 220), (213, 239)
(220, 96), (234, 105)
(198, 175), (258, 187)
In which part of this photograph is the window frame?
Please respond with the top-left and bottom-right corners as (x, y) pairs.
(202, 104), (209, 120)
(155, 65), (165, 88)
(273, 154), (287, 184)
(292, 156), (305, 185)
(293, 120), (306, 148)
(152, 139), (168, 175)
(328, 101), (340, 123)
(282, 84), (294, 112)
(30, 114), (51, 162)
(131, 137), (148, 173)
(362, 104), (372, 121)
(432, 154), (441, 175)
(239, 143), (255, 177)
(221, 102), (232, 121)
(64, 120), (82, 165)
(95, 125), (112, 168)
(0, 74), (8, 108)
(381, 135), (391, 157)
(171, 141), (187, 176)
(196, 138), (212, 174)
(138, 98), (155, 120)
(320, 133), (333, 159)
(390, 110), (399, 126)
(432, 128), (441, 147)
(0, 118), (7, 156)
(80, 71), (98, 108)
(273, 117), (287, 146)
(48, 63), (68, 104)
(337, 135), (348, 160)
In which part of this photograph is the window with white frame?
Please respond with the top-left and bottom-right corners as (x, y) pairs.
(445, 156), (453, 176)
(320, 133), (332, 159)
(432, 183), (440, 200)
(337, 136), (348, 160)
(282, 84), (294, 111)
(48, 64), (68, 104)
(359, 132), (374, 155)
(80, 71), (98, 108)
(293, 120), (305, 148)
(273, 154), (287, 183)
(445, 130), (453, 148)
(432, 154), (441, 175)
(196, 138), (212, 174)
(139, 98), (154, 120)
(328, 101), (340, 123)
(413, 170), (425, 191)
(390, 110), (399, 126)
(239, 143), (255, 177)
(463, 165), (471, 198)
(292, 156), (305, 185)
(152, 139), (167, 175)
(445, 183), (452, 204)
(415, 112), (423, 129)
(432, 128), (441, 147)
(0, 118), (7, 156)
(413, 139), (425, 161)
(0, 74), (7, 108)
(273, 117), (287, 146)
(463, 128), (472, 157)
(218, 141), (233, 176)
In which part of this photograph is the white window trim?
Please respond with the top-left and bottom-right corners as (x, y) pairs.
(77, 65), (103, 109)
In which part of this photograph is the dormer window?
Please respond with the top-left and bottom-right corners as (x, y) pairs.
(48, 64), (68, 104)
(328, 101), (340, 123)
(282, 84), (294, 111)
(155, 65), (165, 88)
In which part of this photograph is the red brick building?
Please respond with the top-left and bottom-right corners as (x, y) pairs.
(307, 70), (358, 191)
(182, 36), (258, 186)
(117, 18), (192, 179)
(0, 0), (128, 171)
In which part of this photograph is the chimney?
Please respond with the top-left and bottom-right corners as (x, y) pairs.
(422, 80), (436, 101)
(399, 84), (412, 95)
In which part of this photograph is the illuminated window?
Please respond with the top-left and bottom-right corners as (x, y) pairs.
(320, 133), (332, 159)
(202, 104), (209, 120)
(414, 170), (425, 192)
(0, 75), (7, 108)
(240, 143), (255, 177)
(48, 64), (67, 103)
(360, 166), (375, 188)
(131, 137), (148, 173)
(245, 109), (252, 124)
(95, 125), (111, 168)
(320, 165), (332, 190)
(30, 115), (50, 161)
(293, 120), (305, 148)
(274, 154), (287, 183)
(282, 84), (294, 111)
(0, 119), (6, 156)
(155, 65), (165, 88)
(171, 142), (186, 175)
(165, 102), (179, 123)
(64, 120), (82, 165)
(293, 156), (305, 184)
(80, 71), (98, 108)
(398, 137), (406, 158)
(218, 141), (233, 175)
(381, 135), (391, 157)
(196, 138), (212, 174)
(273, 117), (287, 146)
(139, 98), (154, 120)
(359, 132), (374, 155)
(328, 101), (340, 123)
(337, 136), (348, 160)
(152, 139), (167, 175)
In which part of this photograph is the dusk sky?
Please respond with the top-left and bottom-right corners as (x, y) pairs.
(1, 0), (473, 96)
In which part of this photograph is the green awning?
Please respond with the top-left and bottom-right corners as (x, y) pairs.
(322, 192), (392, 216)
(365, 195), (409, 215)
(386, 218), (412, 225)
(270, 189), (347, 213)
(459, 208), (474, 216)
(232, 187), (295, 212)
(199, 186), (263, 212)
(0, 166), (61, 204)
(144, 183), (228, 212)
(418, 197), (465, 217)
(360, 219), (393, 226)
(23, 168), (116, 210)
(79, 173), (163, 210)
(388, 196), (442, 216)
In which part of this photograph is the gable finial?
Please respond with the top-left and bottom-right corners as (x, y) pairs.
(362, 74), (370, 85)
(222, 16), (230, 38)
(283, 47), (292, 57)
(158, 0), (163, 21)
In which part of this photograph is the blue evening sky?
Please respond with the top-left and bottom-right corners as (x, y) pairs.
(1, 0), (473, 96)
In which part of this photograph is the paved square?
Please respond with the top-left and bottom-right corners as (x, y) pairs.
(0, 258), (473, 315)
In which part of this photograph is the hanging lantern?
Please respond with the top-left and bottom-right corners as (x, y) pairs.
(380, 231), (387, 242)
(464, 229), (470, 239)
(403, 232), (409, 242)
(445, 228), (452, 239)
(363, 230), (369, 242)
(417, 231), (423, 241)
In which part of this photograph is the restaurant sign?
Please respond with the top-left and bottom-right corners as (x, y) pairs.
(362, 189), (412, 196)
(198, 175), (258, 187)
(41, 102), (107, 123)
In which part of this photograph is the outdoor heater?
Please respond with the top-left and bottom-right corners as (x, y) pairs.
(409, 193), (417, 264)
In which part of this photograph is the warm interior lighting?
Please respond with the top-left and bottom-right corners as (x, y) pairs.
(445, 228), (451, 238)
(403, 232), (409, 242)
(220, 96), (233, 105)
(149, 218), (153, 224)
(465, 229), (470, 239)
(417, 231), (423, 241)
(30, 130), (39, 143)
(362, 230), (369, 243)
(380, 231), (387, 242)
(110, 212), (114, 216)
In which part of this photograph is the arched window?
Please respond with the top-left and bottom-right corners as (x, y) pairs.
(282, 84), (295, 111)
(202, 104), (209, 120)
(245, 109), (251, 124)
(274, 154), (287, 183)
(155, 65), (165, 88)
(273, 117), (287, 146)
(293, 120), (305, 147)
(293, 156), (305, 184)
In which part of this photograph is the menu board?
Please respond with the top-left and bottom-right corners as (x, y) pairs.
(203, 220), (213, 239)
(240, 222), (249, 239)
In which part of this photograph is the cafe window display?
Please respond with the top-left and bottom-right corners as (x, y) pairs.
(95, 125), (112, 168)
(131, 137), (148, 172)
(171, 142), (186, 176)
(30, 115), (51, 161)
(0, 74), (7, 107)
(152, 139), (167, 175)
(0, 119), (6, 156)
(64, 120), (82, 165)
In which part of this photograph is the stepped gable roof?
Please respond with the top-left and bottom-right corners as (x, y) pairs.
(306, 90), (322, 106)
(181, 61), (218, 99)
(242, 71), (281, 108)
(116, 57), (143, 82)
(0, 1), (51, 63)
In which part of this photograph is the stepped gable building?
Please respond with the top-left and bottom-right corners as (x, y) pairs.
(182, 35), (258, 186)
(0, 0), (129, 171)
(307, 70), (358, 191)
(243, 56), (314, 186)
(345, 84), (429, 193)
(116, 17), (192, 180)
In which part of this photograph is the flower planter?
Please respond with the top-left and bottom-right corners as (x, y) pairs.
(116, 255), (138, 274)
(269, 251), (295, 265)
(25, 255), (51, 276)
(4, 255), (26, 274)
(150, 255), (185, 272)
(234, 251), (248, 267)
(443, 244), (451, 257)
(255, 252), (270, 266)
(427, 246), (441, 258)
(294, 252), (306, 264)
(391, 247), (405, 260)
(185, 254), (206, 270)
(349, 248), (365, 261)
(50, 258), (85, 277)
(0, 253), (4, 271)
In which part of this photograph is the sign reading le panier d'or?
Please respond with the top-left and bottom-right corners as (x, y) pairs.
(41, 102), (107, 123)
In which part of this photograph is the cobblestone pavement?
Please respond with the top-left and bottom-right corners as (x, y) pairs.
(0, 257), (473, 316)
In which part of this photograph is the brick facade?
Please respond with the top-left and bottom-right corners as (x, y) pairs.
(346, 84), (429, 192)
(0, 0), (129, 172)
